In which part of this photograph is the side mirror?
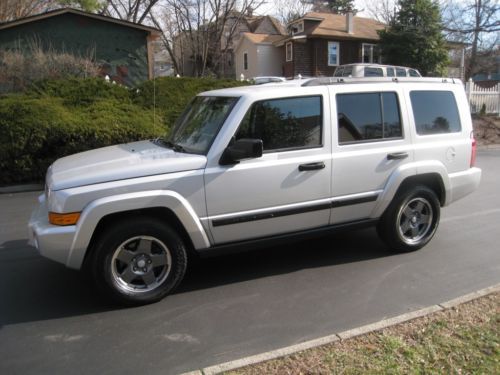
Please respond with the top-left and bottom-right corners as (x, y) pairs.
(219, 138), (263, 165)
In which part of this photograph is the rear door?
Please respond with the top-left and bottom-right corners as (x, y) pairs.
(329, 84), (414, 224)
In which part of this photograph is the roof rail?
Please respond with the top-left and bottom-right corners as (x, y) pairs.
(301, 77), (459, 87)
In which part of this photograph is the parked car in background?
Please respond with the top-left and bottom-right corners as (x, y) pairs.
(334, 64), (421, 78)
(252, 76), (286, 85)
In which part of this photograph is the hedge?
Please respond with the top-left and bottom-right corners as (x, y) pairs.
(0, 77), (248, 185)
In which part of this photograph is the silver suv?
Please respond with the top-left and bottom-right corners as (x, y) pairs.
(28, 77), (481, 305)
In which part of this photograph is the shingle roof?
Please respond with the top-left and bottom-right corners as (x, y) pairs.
(0, 7), (161, 34)
(243, 33), (285, 44)
(296, 12), (385, 41)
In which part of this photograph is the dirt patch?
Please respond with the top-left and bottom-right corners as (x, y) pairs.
(473, 115), (500, 146)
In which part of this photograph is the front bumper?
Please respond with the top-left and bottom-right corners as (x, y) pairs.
(28, 194), (77, 267)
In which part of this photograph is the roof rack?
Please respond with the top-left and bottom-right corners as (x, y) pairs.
(301, 77), (459, 87)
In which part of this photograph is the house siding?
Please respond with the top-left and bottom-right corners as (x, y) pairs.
(235, 37), (257, 79)
(0, 13), (151, 86)
(256, 44), (282, 76)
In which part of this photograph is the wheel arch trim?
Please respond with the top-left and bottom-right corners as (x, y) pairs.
(67, 190), (210, 269)
(371, 160), (450, 218)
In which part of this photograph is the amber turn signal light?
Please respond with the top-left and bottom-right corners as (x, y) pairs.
(48, 212), (81, 226)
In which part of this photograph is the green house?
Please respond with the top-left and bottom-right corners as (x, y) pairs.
(0, 8), (160, 86)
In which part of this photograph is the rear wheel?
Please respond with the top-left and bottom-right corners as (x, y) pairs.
(377, 186), (440, 253)
(90, 217), (187, 306)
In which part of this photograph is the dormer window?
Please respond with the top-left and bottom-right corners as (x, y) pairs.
(290, 21), (304, 35)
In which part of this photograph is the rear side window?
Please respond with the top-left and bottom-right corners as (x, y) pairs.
(409, 69), (420, 77)
(386, 67), (395, 77)
(364, 67), (383, 77)
(236, 96), (322, 152)
(410, 91), (461, 135)
(396, 68), (406, 77)
(337, 92), (402, 144)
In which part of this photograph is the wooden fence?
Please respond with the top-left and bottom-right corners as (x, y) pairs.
(465, 79), (500, 115)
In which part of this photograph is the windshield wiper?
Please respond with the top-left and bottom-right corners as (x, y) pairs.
(154, 138), (186, 153)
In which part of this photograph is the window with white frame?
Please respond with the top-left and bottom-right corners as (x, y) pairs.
(286, 42), (293, 62)
(290, 21), (304, 34)
(243, 52), (248, 70)
(362, 43), (381, 63)
(328, 41), (339, 66)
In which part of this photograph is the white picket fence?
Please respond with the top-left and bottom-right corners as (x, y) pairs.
(465, 79), (500, 115)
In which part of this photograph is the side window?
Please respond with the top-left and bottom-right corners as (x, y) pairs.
(235, 96), (322, 152)
(386, 67), (395, 77)
(410, 91), (461, 135)
(409, 69), (420, 77)
(364, 67), (383, 77)
(337, 92), (402, 144)
(396, 68), (406, 77)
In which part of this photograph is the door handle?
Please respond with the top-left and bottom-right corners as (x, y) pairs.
(387, 152), (408, 160)
(298, 162), (325, 171)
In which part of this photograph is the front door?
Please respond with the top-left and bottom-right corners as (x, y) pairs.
(204, 94), (332, 244)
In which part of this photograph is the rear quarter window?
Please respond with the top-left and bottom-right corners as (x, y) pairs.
(410, 91), (461, 135)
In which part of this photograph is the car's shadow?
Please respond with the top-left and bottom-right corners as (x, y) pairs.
(0, 228), (392, 326)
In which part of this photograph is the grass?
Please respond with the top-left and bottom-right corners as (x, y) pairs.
(228, 292), (499, 374)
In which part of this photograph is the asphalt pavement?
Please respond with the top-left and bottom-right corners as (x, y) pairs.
(1, 150), (499, 375)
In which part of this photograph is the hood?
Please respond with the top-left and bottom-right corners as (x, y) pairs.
(47, 140), (207, 191)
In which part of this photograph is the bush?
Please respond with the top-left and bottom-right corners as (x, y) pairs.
(27, 77), (132, 106)
(0, 96), (160, 185)
(0, 76), (249, 185)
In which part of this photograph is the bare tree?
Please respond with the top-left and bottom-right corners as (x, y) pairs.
(0, 0), (55, 22)
(101, 0), (161, 23)
(362, 0), (397, 24)
(152, 0), (265, 77)
(273, 0), (311, 24)
(443, 0), (500, 80)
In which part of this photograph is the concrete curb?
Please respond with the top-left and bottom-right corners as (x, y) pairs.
(0, 184), (43, 194)
(182, 283), (500, 375)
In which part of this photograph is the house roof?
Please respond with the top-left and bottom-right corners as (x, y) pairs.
(243, 33), (285, 44)
(245, 15), (286, 35)
(0, 7), (161, 35)
(289, 12), (385, 41)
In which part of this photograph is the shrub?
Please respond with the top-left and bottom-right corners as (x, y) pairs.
(0, 96), (160, 185)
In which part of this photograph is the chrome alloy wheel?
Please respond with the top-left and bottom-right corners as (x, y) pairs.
(111, 236), (172, 293)
(397, 197), (434, 245)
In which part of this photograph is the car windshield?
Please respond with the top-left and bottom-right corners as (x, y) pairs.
(167, 96), (238, 155)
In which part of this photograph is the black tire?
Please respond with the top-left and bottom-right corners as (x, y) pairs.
(377, 185), (440, 253)
(89, 217), (187, 306)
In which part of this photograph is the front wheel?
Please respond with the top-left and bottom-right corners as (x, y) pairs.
(89, 217), (187, 306)
(377, 186), (440, 253)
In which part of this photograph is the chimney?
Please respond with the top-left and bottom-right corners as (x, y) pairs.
(346, 11), (354, 34)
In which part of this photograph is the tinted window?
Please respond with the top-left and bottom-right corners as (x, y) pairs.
(410, 91), (461, 135)
(409, 69), (420, 77)
(396, 68), (407, 77)
(342, 66), (353, 77)
(337, 92), (402, 144)
(386, 67), (395, 77)
(236, 96), (322, 151)
(364, 67), (383, 77)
